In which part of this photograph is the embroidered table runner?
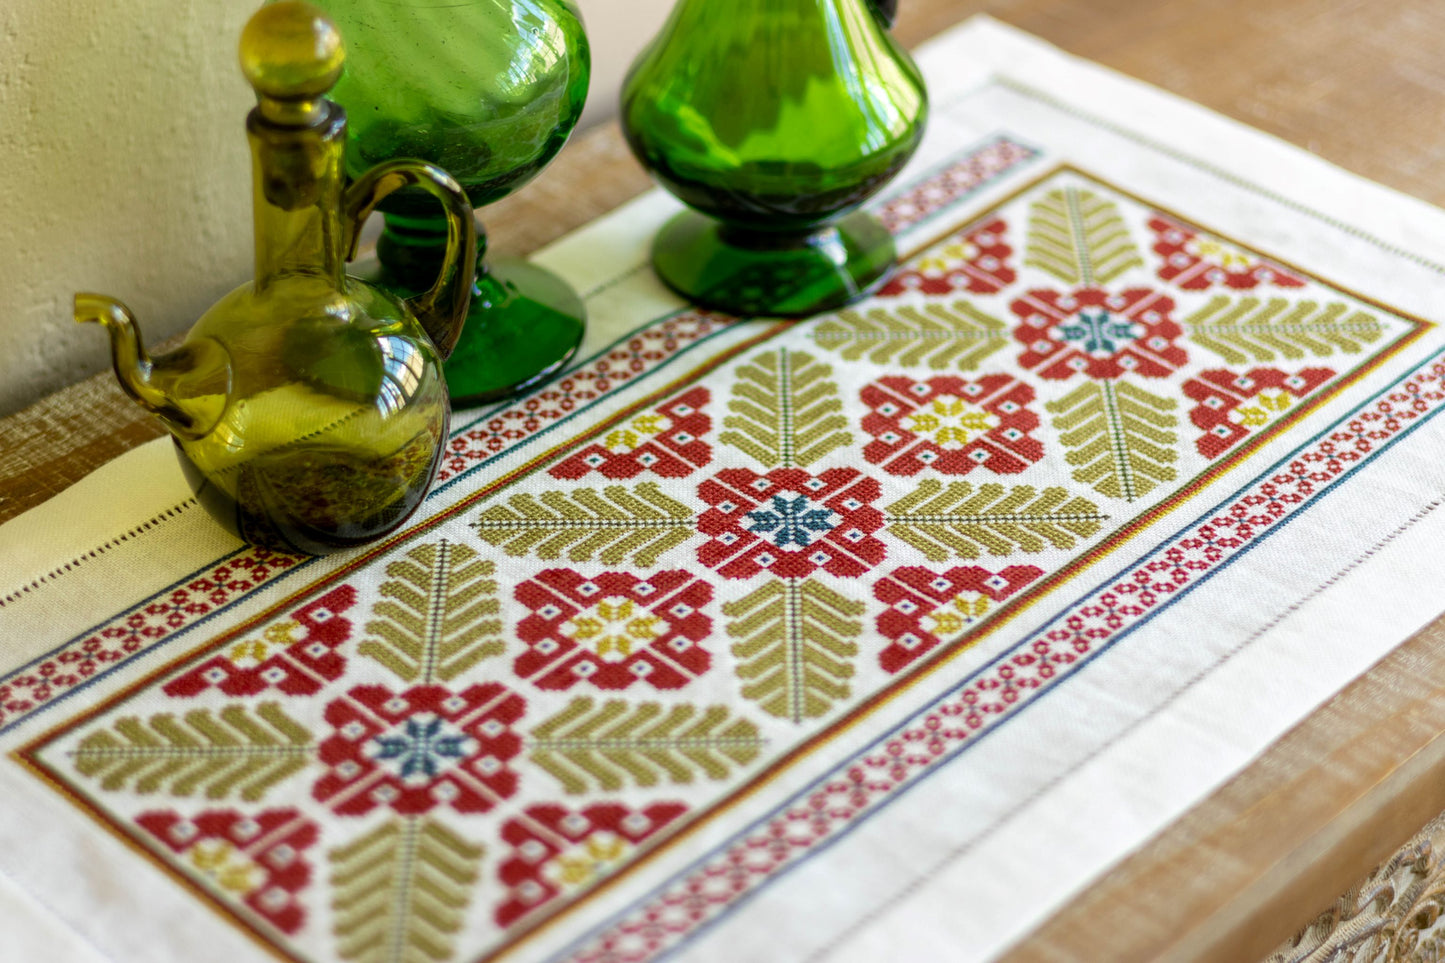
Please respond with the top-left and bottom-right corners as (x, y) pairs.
(8, 18), (1445, 963)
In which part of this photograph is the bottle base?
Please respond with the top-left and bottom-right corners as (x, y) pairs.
(651, 209), (897, 317)
(443, 258), (588, 407)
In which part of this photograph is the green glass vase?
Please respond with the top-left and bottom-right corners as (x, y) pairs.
(314, 0), (591, 406)
(621, 0), (927, 317)
(75, 2), (476, 555)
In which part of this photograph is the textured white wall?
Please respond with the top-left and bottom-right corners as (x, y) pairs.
(579, 0), (673, 129)
(0, 0), (673, 418)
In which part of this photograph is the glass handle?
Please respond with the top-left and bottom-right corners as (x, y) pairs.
(865, 0), (898, 28)
(343, 160), (478, 360)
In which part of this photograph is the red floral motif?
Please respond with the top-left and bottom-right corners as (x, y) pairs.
(877, 217), (1015, 296)
(1183, 367), (1336, 458)
(861, 375), (1043, 476)
(137, 808), (317, 935)
(874, 565), (1045, 673)
(1012, 287), (1187, 380)
(496, 802), (688, 928)
(550, 387), (712, 481)
(313, 683), (524, 816)
(1149, 215), (1306, 291)
(514, 571), (712, 691)
(163, 586), (356, 698)
(697, 468), (886, 579)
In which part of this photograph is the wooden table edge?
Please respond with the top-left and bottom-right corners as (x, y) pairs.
(1003, 618), (1445, 962)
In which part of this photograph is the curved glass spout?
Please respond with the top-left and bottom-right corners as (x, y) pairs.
(74, 294), (231, 440)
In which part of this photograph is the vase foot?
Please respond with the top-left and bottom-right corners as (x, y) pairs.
(442, 258), (587, 407)
(651, 209), (896, 317)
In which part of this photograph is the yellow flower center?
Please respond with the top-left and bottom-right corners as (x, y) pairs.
(602, 414), (670, 453)
(188, 840), (263, 895)
(922, 593), (991, 636)
(227, 620), (302, 666)
(916, 239), (980, 275)
(902, 396), (999, 448)
(1231, 389), (1294, 428)
(545, 833), (631, 890)
(1185, 236), (1253, 271)
(560, 597), (663, 662)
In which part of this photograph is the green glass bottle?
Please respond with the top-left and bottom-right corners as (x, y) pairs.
(621, 0), (927, 317)
(313, 0), (592, 406)
(75, 2), (476, 555)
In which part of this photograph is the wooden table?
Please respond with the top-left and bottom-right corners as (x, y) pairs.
(7, 2), (1445, 959)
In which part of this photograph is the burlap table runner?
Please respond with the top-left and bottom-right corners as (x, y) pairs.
(6, 18), (1445, 962)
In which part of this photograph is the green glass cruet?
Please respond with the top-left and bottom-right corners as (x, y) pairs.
(621, 0), (928, 317)
(75, 1), (476, 555)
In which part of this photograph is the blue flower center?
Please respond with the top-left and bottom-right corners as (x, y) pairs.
(1057, 307), (1140, 357)
(369, 714), (474, 784)
(745, 494), (838, 548)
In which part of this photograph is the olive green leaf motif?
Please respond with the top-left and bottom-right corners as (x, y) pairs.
(885, 481), (1107, 560)
(1026, 185), (1144, 286)
(1183, 295), (1384, 364)
(530, 697), (766, 795)
(471, 483), (692, 566)
(359, 540), (503, 684)
(810, 300), (1009, 371)
(70, 702), (311, 802)
(719, 348), (850, 468)
(331, 818), (483, 963)
(1046, 382), (1179, 502)
(724, 578), (865, 724)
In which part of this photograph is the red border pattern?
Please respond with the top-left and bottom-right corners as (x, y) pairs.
(876, 138), (1039, 233)
(566, 359), (1445, 962)
(0, 550), (300, 726)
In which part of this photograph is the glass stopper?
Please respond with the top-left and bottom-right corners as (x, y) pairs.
(239, 1), (345, 125)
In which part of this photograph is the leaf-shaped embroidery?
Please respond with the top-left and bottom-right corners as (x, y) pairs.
(529, 697), (765, 795)
(719, 348), (850, 468)
(71, 703), (311, 801)
(1026, 186), (1143, 285)
(1045, 382), (1179, 502)
(1183, 295), (1384, 364)
(811, 301), (1009, 370)
(471, 483), (693, 566)
(723, 578), (864, 723)
(331, 818), (482, 963)
(885, 481), (1107, 560)
(359, 540), (503, 684)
